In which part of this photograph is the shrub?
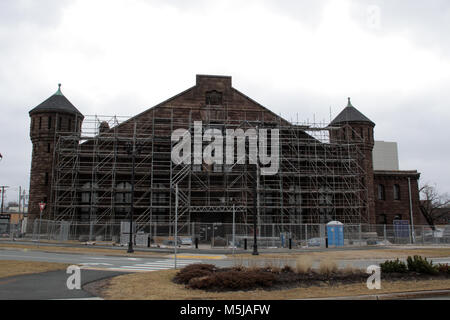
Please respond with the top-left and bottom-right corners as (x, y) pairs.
(281, 265), (294, 273)
(436, 263), (450, 275)
(173, 264), (217, 284)
(380, 258), (408, 273)
(406, 256), (438, 275)
(187, 270), (276, 290)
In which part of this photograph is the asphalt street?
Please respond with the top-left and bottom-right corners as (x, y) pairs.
(0, 269), (123, 300)
(0, 249), (212, 271)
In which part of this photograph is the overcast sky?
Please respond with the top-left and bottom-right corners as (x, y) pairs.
(0, 0), (449, 204)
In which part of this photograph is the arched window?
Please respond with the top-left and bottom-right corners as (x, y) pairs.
(152, 183), (168, 205)
(378, 184), (385, 200)
(80, 182), (98, 220)
(393, 184), (401, 200)
(80, 182), (98, 205)
(116, 182), (132, 204)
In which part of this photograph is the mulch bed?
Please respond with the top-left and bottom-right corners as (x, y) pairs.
(172, 264), (450, 292)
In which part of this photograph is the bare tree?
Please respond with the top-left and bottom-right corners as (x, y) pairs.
(7, 201), (19, 208)
(419, 183), (450, 229)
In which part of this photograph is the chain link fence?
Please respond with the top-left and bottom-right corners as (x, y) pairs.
(1, 219), (449, 249)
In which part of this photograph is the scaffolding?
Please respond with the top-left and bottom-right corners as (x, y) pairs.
(51, 105), (369, 234)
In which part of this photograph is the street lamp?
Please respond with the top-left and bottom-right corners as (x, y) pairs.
(125, 140), (144, 254)
(252, 158), (259, 256)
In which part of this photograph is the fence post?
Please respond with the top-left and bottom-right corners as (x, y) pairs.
(358, 224), (362, 246)
(422, 226), (425, 245)
(305, 224), (308, 245)
(89, 220), (94, 241)
(272, 223), (275, 247)
(320, 224), (326, 248)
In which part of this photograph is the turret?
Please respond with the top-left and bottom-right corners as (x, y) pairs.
(28, 84), (84, 220)
(330, 98), (376, 223)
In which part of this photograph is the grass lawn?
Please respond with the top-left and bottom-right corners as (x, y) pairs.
(98, 269), (450, 300)
(0, 260), (70, 279)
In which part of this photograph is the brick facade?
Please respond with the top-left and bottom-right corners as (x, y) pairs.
(29, 110), (83, 220)
(374, 171), (425, 225)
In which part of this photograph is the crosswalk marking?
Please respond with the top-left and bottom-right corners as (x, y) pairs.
(107, 259), (199, 272)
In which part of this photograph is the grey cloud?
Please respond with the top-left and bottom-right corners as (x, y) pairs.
(350, 0), (450, 55)
(0, 0), (74, 27)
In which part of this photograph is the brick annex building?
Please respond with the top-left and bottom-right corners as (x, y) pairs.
(28, 75), (426, 228)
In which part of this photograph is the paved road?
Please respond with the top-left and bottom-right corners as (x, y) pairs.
(0, 249), (206, 272)
(0, 269), (123, 300)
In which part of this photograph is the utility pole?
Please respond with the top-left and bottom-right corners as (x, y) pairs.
(175, 184), (178, 269)
(0, 186), (9, 213)
(408, 177), (415, 244)
(19, 186), (21, 214)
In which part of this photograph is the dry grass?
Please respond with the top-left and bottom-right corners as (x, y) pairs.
(230, 248), (450, 262)
(295, 257), (313, 274)
(100, 269), (450, 300)
(318, 259), (338, 274)
(0, 260), (70, 279)
(0, 243), (163, 257)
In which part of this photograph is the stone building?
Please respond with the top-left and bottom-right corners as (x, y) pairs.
(27, 75), (426, 227)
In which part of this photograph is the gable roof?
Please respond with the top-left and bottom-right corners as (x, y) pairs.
(330, 98), (374, 126)
(29, 84), (83, 117)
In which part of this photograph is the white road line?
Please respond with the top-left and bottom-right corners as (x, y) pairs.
(108, 259), (200, 272)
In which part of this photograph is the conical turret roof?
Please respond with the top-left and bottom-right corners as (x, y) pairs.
(330, 98), (374, 126)
(29, 84), (83, 117)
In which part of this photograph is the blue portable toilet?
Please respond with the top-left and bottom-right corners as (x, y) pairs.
(327, 221), (344, 247)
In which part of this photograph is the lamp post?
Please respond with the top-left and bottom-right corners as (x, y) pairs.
(125, 140), (143, 254)
(252, 161), (259, 256)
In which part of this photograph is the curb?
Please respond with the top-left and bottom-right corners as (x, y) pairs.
(307, 289), (450, 300)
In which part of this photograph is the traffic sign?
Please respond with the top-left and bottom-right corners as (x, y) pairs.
(39, 202), (46, 212)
